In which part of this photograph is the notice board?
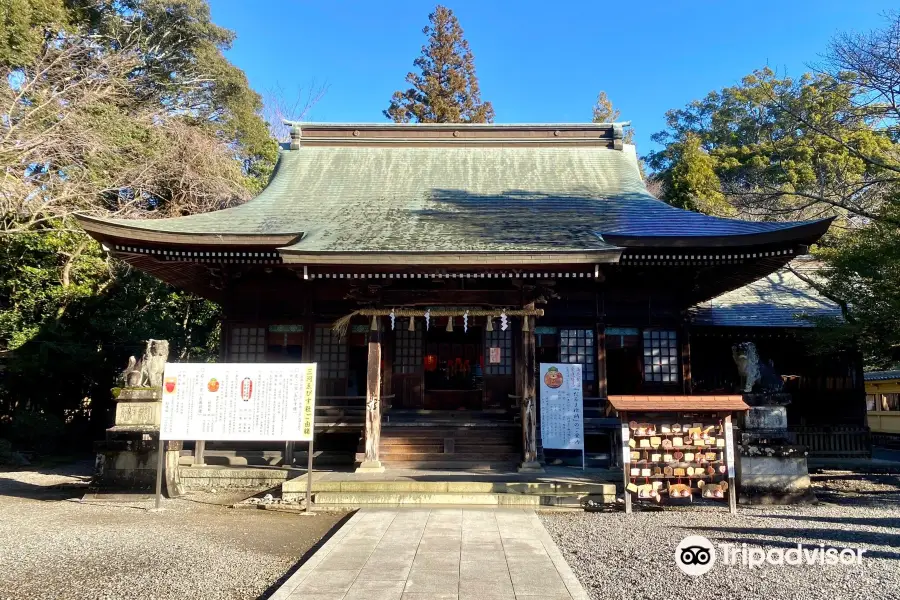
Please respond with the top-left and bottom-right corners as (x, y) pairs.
(159, 363), (317, 441)
(539, 363), (584, 450)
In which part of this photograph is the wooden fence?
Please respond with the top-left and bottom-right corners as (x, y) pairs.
(791, 426), (871, 458)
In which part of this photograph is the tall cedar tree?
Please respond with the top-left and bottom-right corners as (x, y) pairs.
(591, 91), (633, 143)
(385, 5), (494, 123)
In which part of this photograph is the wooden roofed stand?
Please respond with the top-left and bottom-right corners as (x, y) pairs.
(77, 122), (849, 492)
(608, 395), (749, 514)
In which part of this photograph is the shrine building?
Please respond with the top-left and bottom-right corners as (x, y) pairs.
(76, 123), (867, 471)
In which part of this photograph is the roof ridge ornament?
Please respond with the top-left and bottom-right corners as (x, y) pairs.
(284, 120), (302, 150)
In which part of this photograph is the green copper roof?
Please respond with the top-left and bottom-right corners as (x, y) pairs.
(81, 139), (829, 253)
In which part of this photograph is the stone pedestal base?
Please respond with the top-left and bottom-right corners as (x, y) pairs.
(94, 434), (160, 490)
(94, 387), (182, 496)
(745, 406), (788, 430)
(737, 454), (815, 504)
(355, 460), (385, 473)
(738, 394), (814, 504)
(518, 461), (545, 473)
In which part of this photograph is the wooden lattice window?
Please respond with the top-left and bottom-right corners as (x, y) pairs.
(560, 329), (595, 381)
(484, 328), (512, 376)
(866, 394), (878, 412)
(230, 326), (266, 362)
(643, 329), (678, 383)
(314, 326), (347, 380)
(394, 319), (423, 374)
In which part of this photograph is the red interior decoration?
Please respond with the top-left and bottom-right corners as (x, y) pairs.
(424, 354), (438, 372)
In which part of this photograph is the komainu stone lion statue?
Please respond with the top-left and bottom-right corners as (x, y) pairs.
(732, 341), (783, 393)
(140, 339), (169, 388)
(121, 339), (169, 389)
(732, 342), (761, 392)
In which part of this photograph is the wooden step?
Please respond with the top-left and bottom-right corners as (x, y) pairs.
(377, 452), (522, 462)
(374, 460), (520, 470)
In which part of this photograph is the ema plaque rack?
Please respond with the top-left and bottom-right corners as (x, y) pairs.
(607, 395), (749, 514)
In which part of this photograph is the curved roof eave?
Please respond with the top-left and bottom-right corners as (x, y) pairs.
(75, 214), (303, 247)
(599, 217), (833, 249)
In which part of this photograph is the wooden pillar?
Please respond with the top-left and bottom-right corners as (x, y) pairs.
(165, 440), (184, 497)
(519, 311), (543, 472)
(681, 324), (693, 395)
(621, 414), (632, 514)
(357, 319), (384, 472)
(725, 414), (737, 514)
(194, 440), (206, 466)
(596, 325), (608, 399)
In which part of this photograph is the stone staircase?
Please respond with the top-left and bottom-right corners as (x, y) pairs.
(371, 423), (522, 470)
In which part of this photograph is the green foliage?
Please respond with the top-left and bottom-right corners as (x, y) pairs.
(814, 203), (900, 367)
(658, 133), (730, 215)
(0, 229), (222, 441)
(0, 0), (67, 68)
(646, 67), (895, 225)
(385, 5), (494, 123)
(0, 0), (267, 448)
(647, 14), (900, 368)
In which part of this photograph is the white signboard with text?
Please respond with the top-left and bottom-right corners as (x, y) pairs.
(159, 363), (317, 442)
(539, 363), (584, 450)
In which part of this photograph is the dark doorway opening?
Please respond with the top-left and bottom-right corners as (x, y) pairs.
(423, 326), (484, 409)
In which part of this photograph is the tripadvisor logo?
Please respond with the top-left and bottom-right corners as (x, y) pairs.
(675, 535), (717, 576)
(675, 535), (867, 575)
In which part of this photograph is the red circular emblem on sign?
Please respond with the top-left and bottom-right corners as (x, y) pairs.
(240, 377), (253, 401)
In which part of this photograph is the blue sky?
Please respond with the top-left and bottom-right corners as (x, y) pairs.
(209, 1), (896, 155)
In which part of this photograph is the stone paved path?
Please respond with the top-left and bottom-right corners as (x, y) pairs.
(271, 507), (588, 600)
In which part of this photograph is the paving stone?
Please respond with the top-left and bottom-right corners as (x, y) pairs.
(462, 541), (504, 552)
(417, 537), (462, 552)
(412, 551), (460, 572)
(404, 570), (460, 595)
(460, 550), (508, 564)
(459, 577), (516, 600)
(316, 552), (372, 570)
(272, 508), (584, 600)
(344, 579), (405, 600)
(460, 559), (510, 580)
(291, 569), (359, 594)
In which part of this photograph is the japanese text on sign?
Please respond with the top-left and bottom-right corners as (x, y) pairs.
(539, 363), (584, 450)
(159, 363), (317, 441)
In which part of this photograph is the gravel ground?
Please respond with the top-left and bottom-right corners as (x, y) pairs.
(540, 473), (900, 600)
(0, 462), (347, 600)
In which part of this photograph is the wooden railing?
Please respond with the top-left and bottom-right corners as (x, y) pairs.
(315, 395), (394, 432)
(791, 426), (871, 458)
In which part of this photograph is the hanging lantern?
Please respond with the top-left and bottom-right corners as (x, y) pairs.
(424, 354), (438, 372)
(485, 316), (494, 332)
(408, 316), (416, 332)
(446, 316), (454, 332)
